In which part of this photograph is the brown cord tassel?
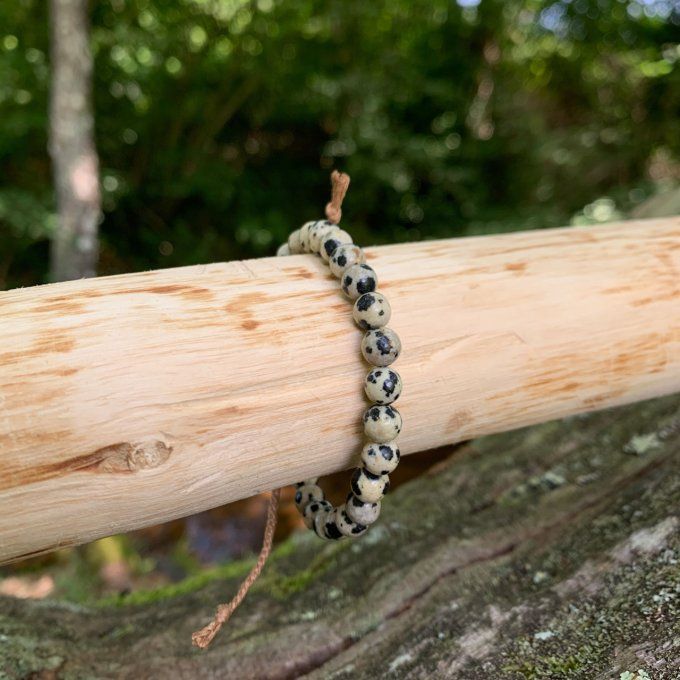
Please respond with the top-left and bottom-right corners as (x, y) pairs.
(191, 488), (281, 649)
(325, 170), (350, 224)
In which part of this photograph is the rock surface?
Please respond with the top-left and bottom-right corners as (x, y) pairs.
(2, 394), (679, 679)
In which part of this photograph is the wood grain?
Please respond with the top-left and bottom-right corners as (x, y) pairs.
(0, 217), (678, 563)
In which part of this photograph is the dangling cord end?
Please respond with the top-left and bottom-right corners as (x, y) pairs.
(191, 487), (281, 649)
(325, 170), (350, 224)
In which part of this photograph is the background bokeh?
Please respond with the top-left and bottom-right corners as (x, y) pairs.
(1, 0), (679, 289)
(1, 0), (678, 601)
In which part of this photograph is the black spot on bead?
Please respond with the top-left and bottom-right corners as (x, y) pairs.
(382, 378), (395, 397)
(294, 490), (302, 504)
(379, 445), (394, 461)
(357, 294), (375, 312)
(363, 468), (382, 481)
(350, 469), (362, 496)
(356, 276), (376, 295)
(324, 520), (343, 540)
(337, 254), (347, 267)
(376, 335), (393, 355)
(324, 239), (340, 256)
(351, 522), (367, 535)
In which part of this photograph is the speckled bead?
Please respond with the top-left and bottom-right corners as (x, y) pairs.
(283, 183), (404, 542)
(329, 244), (365, 278)
(361, 328), (401, 366)
(308, 220), (336, 252)
(364, 367), (402, 405)
(299, 221), (317, 253)
(353, 292), (391, 330)
(342, 264), (378, 300)
(363, 404), (403, 442)
(313, 506), (334, 540)
(304, 499), (332, 530)
(320, 227), (353, 262)
(287, 228), (304, 254)
(361, 440), (401, 476)
(294, 483), (324, 513)
(351, 468), (390, 503)
(345, 493), (381, 526)
(328, 505), (367, 538)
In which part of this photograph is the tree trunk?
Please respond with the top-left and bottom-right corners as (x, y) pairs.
(48, 0), (100, 282)
(2, 393), (678, 679)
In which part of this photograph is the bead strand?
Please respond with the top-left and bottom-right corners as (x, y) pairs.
(277, 206), (403, 541)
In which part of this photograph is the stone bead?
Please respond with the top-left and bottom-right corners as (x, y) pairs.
(345, 491), (380, 526)
(361, 328), (401, 366)
(328, 505), (367, 538)
(313, 506), (334, 540)
(287, 228), (304, 254)
(361, 440), (401, 476)
(303, 499), (332, 530)
(294, 483), (324, 512)
(329, 244), (365, 278)
(363, 404), (403, 442)
(276, 243), (291, 257)
(308, 220), (336, 252)
(319, 508), (345, 540)
(342, 264), (378, 300)
(364, 367), (402, 405)
(353, 292), (391, 330)
(350, 468), (389, 503)
(295, 477), (319, 487)
(298, 221), (317, 253)
(320, 228), (353, 262)
(345, 493), (381, 526)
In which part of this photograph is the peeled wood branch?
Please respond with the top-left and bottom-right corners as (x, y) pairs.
(0, 217), (678, 564)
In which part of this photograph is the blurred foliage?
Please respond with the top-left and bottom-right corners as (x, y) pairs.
(0, 0), (678, 288)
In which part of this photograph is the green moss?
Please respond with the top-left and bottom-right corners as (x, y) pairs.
(503, 654), (583, 679)
(94, 530), (309, 608)
(96, 555), (253, 607)
(260, 541), (343, 600)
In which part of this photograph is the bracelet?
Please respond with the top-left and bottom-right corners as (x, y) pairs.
(276, 171), (403, 540)
(192, 171), (395, 648)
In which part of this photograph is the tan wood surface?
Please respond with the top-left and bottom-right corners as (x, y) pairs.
(1, 217), (679, 564)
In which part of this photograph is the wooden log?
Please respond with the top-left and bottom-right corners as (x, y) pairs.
(0, 217), (679, 564)
(2, 393), (679, 677)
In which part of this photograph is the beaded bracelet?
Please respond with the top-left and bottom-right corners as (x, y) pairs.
(276, 171), (403, 541)
(192, 171), (400, 649)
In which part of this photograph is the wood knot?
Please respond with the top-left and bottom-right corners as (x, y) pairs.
(94, 439), (172, 473)
(126, 440), (172, 471)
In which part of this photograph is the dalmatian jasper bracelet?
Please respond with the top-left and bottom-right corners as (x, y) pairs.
(276, 199), (403, 541)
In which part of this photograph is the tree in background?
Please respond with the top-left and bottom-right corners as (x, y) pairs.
(48, 0), (100, 280)
(0, 0), (677, 288)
